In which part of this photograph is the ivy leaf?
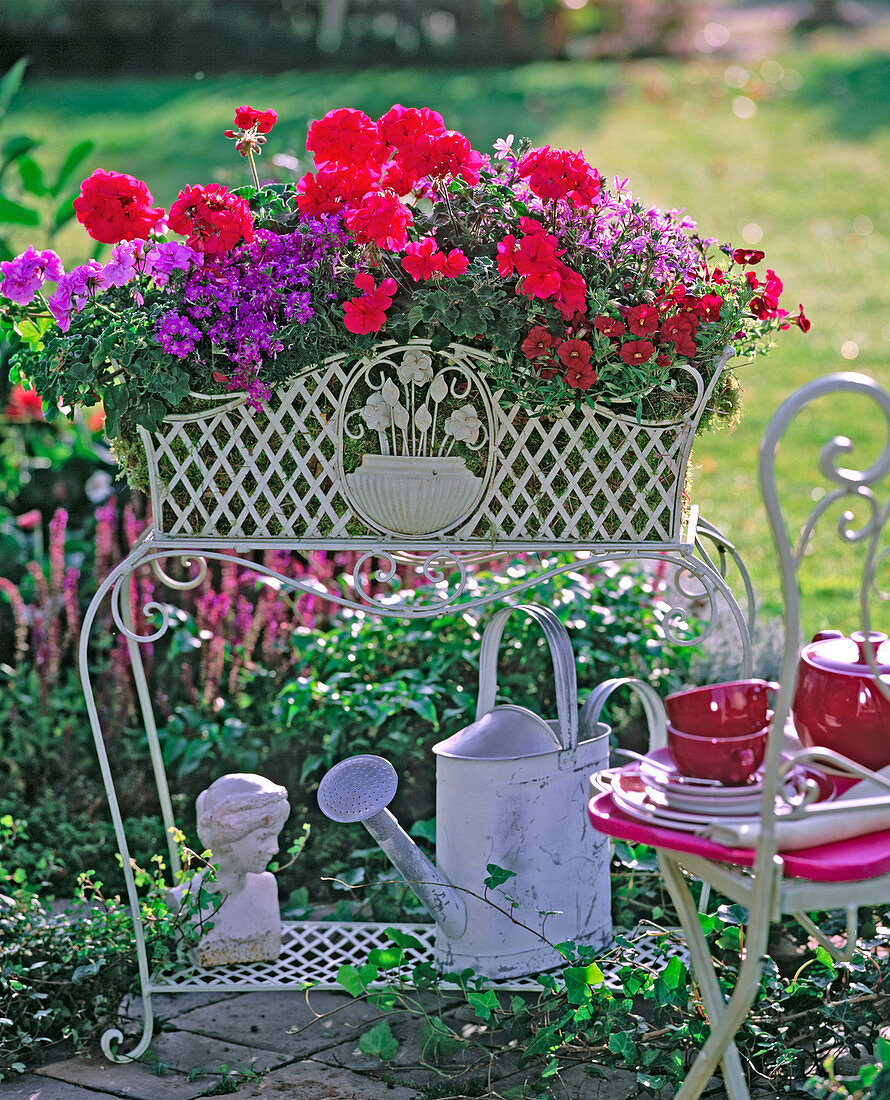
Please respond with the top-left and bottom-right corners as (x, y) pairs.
(384, 926), (424, 952)
(563, 963), (605, 1004)
(336, 963), (365, 997)
(421, 1017), (460, 1061)
(358, 1019), (398, 1061)
(467, 989), (499, 1020)
(484, 864), (517, 890)
(367, 946), (403, 970)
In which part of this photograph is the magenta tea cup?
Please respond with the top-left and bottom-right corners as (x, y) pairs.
(666, 722), (769, 786)
(665, 679), (779, 738)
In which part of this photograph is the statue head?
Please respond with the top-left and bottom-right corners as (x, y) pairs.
(195, 773), (290, 879)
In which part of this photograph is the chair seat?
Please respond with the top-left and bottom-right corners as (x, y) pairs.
(589, 792), (890, 882)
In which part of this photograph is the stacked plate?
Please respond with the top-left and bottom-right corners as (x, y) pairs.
(604, 748), (834, 833)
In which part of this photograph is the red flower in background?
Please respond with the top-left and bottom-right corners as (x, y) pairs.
(233, 105), (278, 133)
(168, 184), (254, 254)
(4, 383), (44, 421)
(73, 169), (164, 244)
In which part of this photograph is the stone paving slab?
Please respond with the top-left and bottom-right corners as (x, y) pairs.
(0, 1077), (100, 1100)
(188, 1059), (421, 1099)
(169, 990), (384, 1057)
(147, 1029), (292, 1076)
(119, 991), (238, 1022)
(35, 1055), (218, 1099)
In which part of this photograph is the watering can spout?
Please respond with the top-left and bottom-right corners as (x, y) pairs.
(316, 755), (468, 941)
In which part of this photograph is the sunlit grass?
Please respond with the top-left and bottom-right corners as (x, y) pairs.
(9, 36), (890, 633)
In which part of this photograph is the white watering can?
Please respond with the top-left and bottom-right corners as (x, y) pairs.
(317, 604), (667, 979)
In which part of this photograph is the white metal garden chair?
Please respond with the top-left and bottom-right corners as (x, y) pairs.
(588, 371), (890, 1100)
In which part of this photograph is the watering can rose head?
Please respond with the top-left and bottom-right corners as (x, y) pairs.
(1, 101), (809, 444)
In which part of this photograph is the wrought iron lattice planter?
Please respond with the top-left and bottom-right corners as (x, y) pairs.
(81, 337), (755, 1063)
(140, 340), (731, 547)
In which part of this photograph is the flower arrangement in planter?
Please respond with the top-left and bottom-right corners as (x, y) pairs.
(0, 103), (808, 543)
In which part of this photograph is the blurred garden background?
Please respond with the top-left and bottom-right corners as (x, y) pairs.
(3, 0), (890, 1084)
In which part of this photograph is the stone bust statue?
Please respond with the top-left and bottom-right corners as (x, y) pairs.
(167, 773), (290, 967)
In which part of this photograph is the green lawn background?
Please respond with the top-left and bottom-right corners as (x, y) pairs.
(10, 35), (890, 638)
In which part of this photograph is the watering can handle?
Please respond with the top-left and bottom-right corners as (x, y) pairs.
(579, 678), (668, 752)
(476, 604), (578, 750)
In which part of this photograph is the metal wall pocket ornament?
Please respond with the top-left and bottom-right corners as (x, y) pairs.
(140, 340), (734, 547)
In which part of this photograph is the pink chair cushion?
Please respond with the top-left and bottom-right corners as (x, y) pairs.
(588, 792), (890, 883)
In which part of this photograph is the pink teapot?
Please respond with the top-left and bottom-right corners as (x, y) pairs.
(792, 629), (890, 770)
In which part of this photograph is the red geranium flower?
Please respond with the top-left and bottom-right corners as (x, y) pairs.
(344, 190), (413, 251)
(496, 234), (516, 278)
(168, 184), (254, 254)
(619, 339), (656, 366)
(521, 326), (556, 359)
(553, 265), (587, 319)
(72, 169), (164, 245)
(233, 105), (278, 133)
(517, 147), (601, 208)
(402, 237), (443, 281)
(307, 108), (388, 169)
(377, 104), (446, 150)
(343, 273), (397, 335)
(400, 131), (484, 186)
(295, 164), (381, 216)
(440, 249), (468, 278)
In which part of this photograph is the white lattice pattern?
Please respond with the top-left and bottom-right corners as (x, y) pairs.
(141, 343), (709, 548)
(149, 921), (688, 995)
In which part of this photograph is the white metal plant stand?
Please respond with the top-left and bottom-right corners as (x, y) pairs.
(78, 342), (755, 1062)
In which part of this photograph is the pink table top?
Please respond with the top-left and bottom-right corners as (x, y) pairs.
(588, 791), (890, 883)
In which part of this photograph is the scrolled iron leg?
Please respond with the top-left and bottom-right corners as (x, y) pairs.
(657, 853), (750, 1100)
(100, 987), (154, 1062)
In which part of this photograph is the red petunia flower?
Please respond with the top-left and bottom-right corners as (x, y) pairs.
(619, 339), (656, 366)
(557, 338), (593, 368)
(72, 169), (164, 245)
(593, 315), (625, 338)
(563, 361), (598, 390)
(659, 315), (697, 357)
(696, 294), (724, 323)
(168, 183), (254, 255)
(625, 303), (659, 336)
(732, 248), (765, 266)
(794, 304), (811, 332)
(521, 326), (556, 359)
